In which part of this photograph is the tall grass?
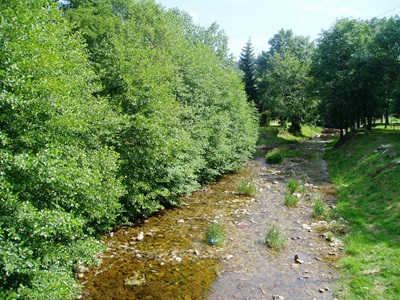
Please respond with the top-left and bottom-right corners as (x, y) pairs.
(325, 127), (400, 299)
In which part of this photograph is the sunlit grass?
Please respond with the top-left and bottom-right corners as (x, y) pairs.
(265, 226), (287, 250)
(236, 178), (257, 196)
(326, 128), (400, 299)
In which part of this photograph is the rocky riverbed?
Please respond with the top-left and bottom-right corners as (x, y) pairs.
(78, 130), (343, 300)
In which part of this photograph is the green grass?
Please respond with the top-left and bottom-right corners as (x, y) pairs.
(285, 193), (299, 207)
(265, 147), (302, 164)
(313, 199), (329, 219)
(257, 125), (322, 146)
(236, 178), (257, 196)
(265, 149), (283, 164)
(265, 226), (287, 250)
(205, 223), (225, 246)
(325, 127), (400, 299)
(287, 179), (301, 194)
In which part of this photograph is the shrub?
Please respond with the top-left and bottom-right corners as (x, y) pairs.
(265, 150), (283, 164)
(206, 223), (226, 246)
(265, 226), (287, 250)
(285, 193), (299, 207)
(236, 179), (257, 196)
(313, 199), (329, 218)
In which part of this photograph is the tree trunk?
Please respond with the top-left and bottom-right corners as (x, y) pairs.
(289, 117), (301, 136)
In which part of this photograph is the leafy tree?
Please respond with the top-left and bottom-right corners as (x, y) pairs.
(66, 0), (258, 218)
(310, 18), (386, 137)
(257, 29), (316, 134)
(0, 0), (124, 298)
(372, 17), (400, 121)
(238, 39), (259, 109)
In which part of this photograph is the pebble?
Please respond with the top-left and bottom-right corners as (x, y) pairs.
(273, 295), (285, 300)
(137, 232), (144, 241)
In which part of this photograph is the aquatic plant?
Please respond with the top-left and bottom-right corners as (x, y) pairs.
(206, 223), (225, 246)
(265, 226), (287, 250)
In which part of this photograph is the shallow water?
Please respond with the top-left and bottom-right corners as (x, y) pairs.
(79, 131), (339, 300)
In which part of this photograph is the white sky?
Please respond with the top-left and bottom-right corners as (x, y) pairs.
(156, 0), (400, 58)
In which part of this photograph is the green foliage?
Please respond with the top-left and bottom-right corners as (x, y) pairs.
(256, 29), (317, 132)
(0, 0), (124, 297)
(284, 193), (299, 207)
(265, 226), (287, 250)
(286, 179), (301, 194)
(313, 199), (329, 219)
(326, 128), (400, 299)
(265, 150), (283, 164)
(206, 223), (226, 246)
(310, 18), (400, 136)
(238, 39), (259, 109)
(67, 0), (258, 219)
(236, 178), (257, 196)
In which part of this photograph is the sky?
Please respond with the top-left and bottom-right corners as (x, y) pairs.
(156, 0), (400, 58)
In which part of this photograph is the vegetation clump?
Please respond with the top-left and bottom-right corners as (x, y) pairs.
(236, 179), (257, 196)
(313, 199), (329, 219)
(265, 226), (287, 250)
(206, 223), (226, 247)
(265, 147), (302, 164)
(285, 194), (299, 207)
(286, 179), (301, 194)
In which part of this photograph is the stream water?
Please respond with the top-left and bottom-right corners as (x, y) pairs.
(78, 129), (340, 300)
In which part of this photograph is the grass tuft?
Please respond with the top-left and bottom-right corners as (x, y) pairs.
(285, 193), (299, 207)
(205, 223), (225, 246)
(313, 199), (329, 219)
(287, 179), (301, 194)
(236, 179), (257, 196)
(265, 226), (287, 250)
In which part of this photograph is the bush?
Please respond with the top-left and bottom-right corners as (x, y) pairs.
(265, 150), (284, 164)
(236, 179), (257, 196)
(313, 199), (329, 218)
(206, 223), (226, 246)
(265, 226), (287, 250)
(285, 193), (299, 207)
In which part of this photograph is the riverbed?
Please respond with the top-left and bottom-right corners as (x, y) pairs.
(78, 130), (341, 299)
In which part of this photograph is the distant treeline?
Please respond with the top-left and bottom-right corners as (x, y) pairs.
(239, 18), (400, 138)
(0, 0), (258, 298)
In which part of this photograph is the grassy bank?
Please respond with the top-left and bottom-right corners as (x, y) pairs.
(257, 125), (321, 145)
(325, 127), (400, 299)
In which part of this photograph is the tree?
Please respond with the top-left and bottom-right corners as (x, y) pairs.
(310, 18), (386, 138)
(238, 39), (259, 109)
(0, 0), (124, 298)
(66, 0), (258, 218)
(372, 17), (400, 122)
(257, 29), (316, 134)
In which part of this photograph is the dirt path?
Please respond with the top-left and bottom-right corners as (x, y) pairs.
(78, 132), (341, 300)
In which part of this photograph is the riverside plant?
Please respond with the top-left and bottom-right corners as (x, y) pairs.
(286, 179), (300, 194)
(265, 226), (287, 250)
(206, 223), (225, 246)
(313, 199), (329, 219)
(236, 179), (257, 196)
(285, 193), (299, 207)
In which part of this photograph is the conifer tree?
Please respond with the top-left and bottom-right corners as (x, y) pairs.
(238, 39), (259, 110)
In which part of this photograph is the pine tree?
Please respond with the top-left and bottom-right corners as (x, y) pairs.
(238, 39), (259, 110)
